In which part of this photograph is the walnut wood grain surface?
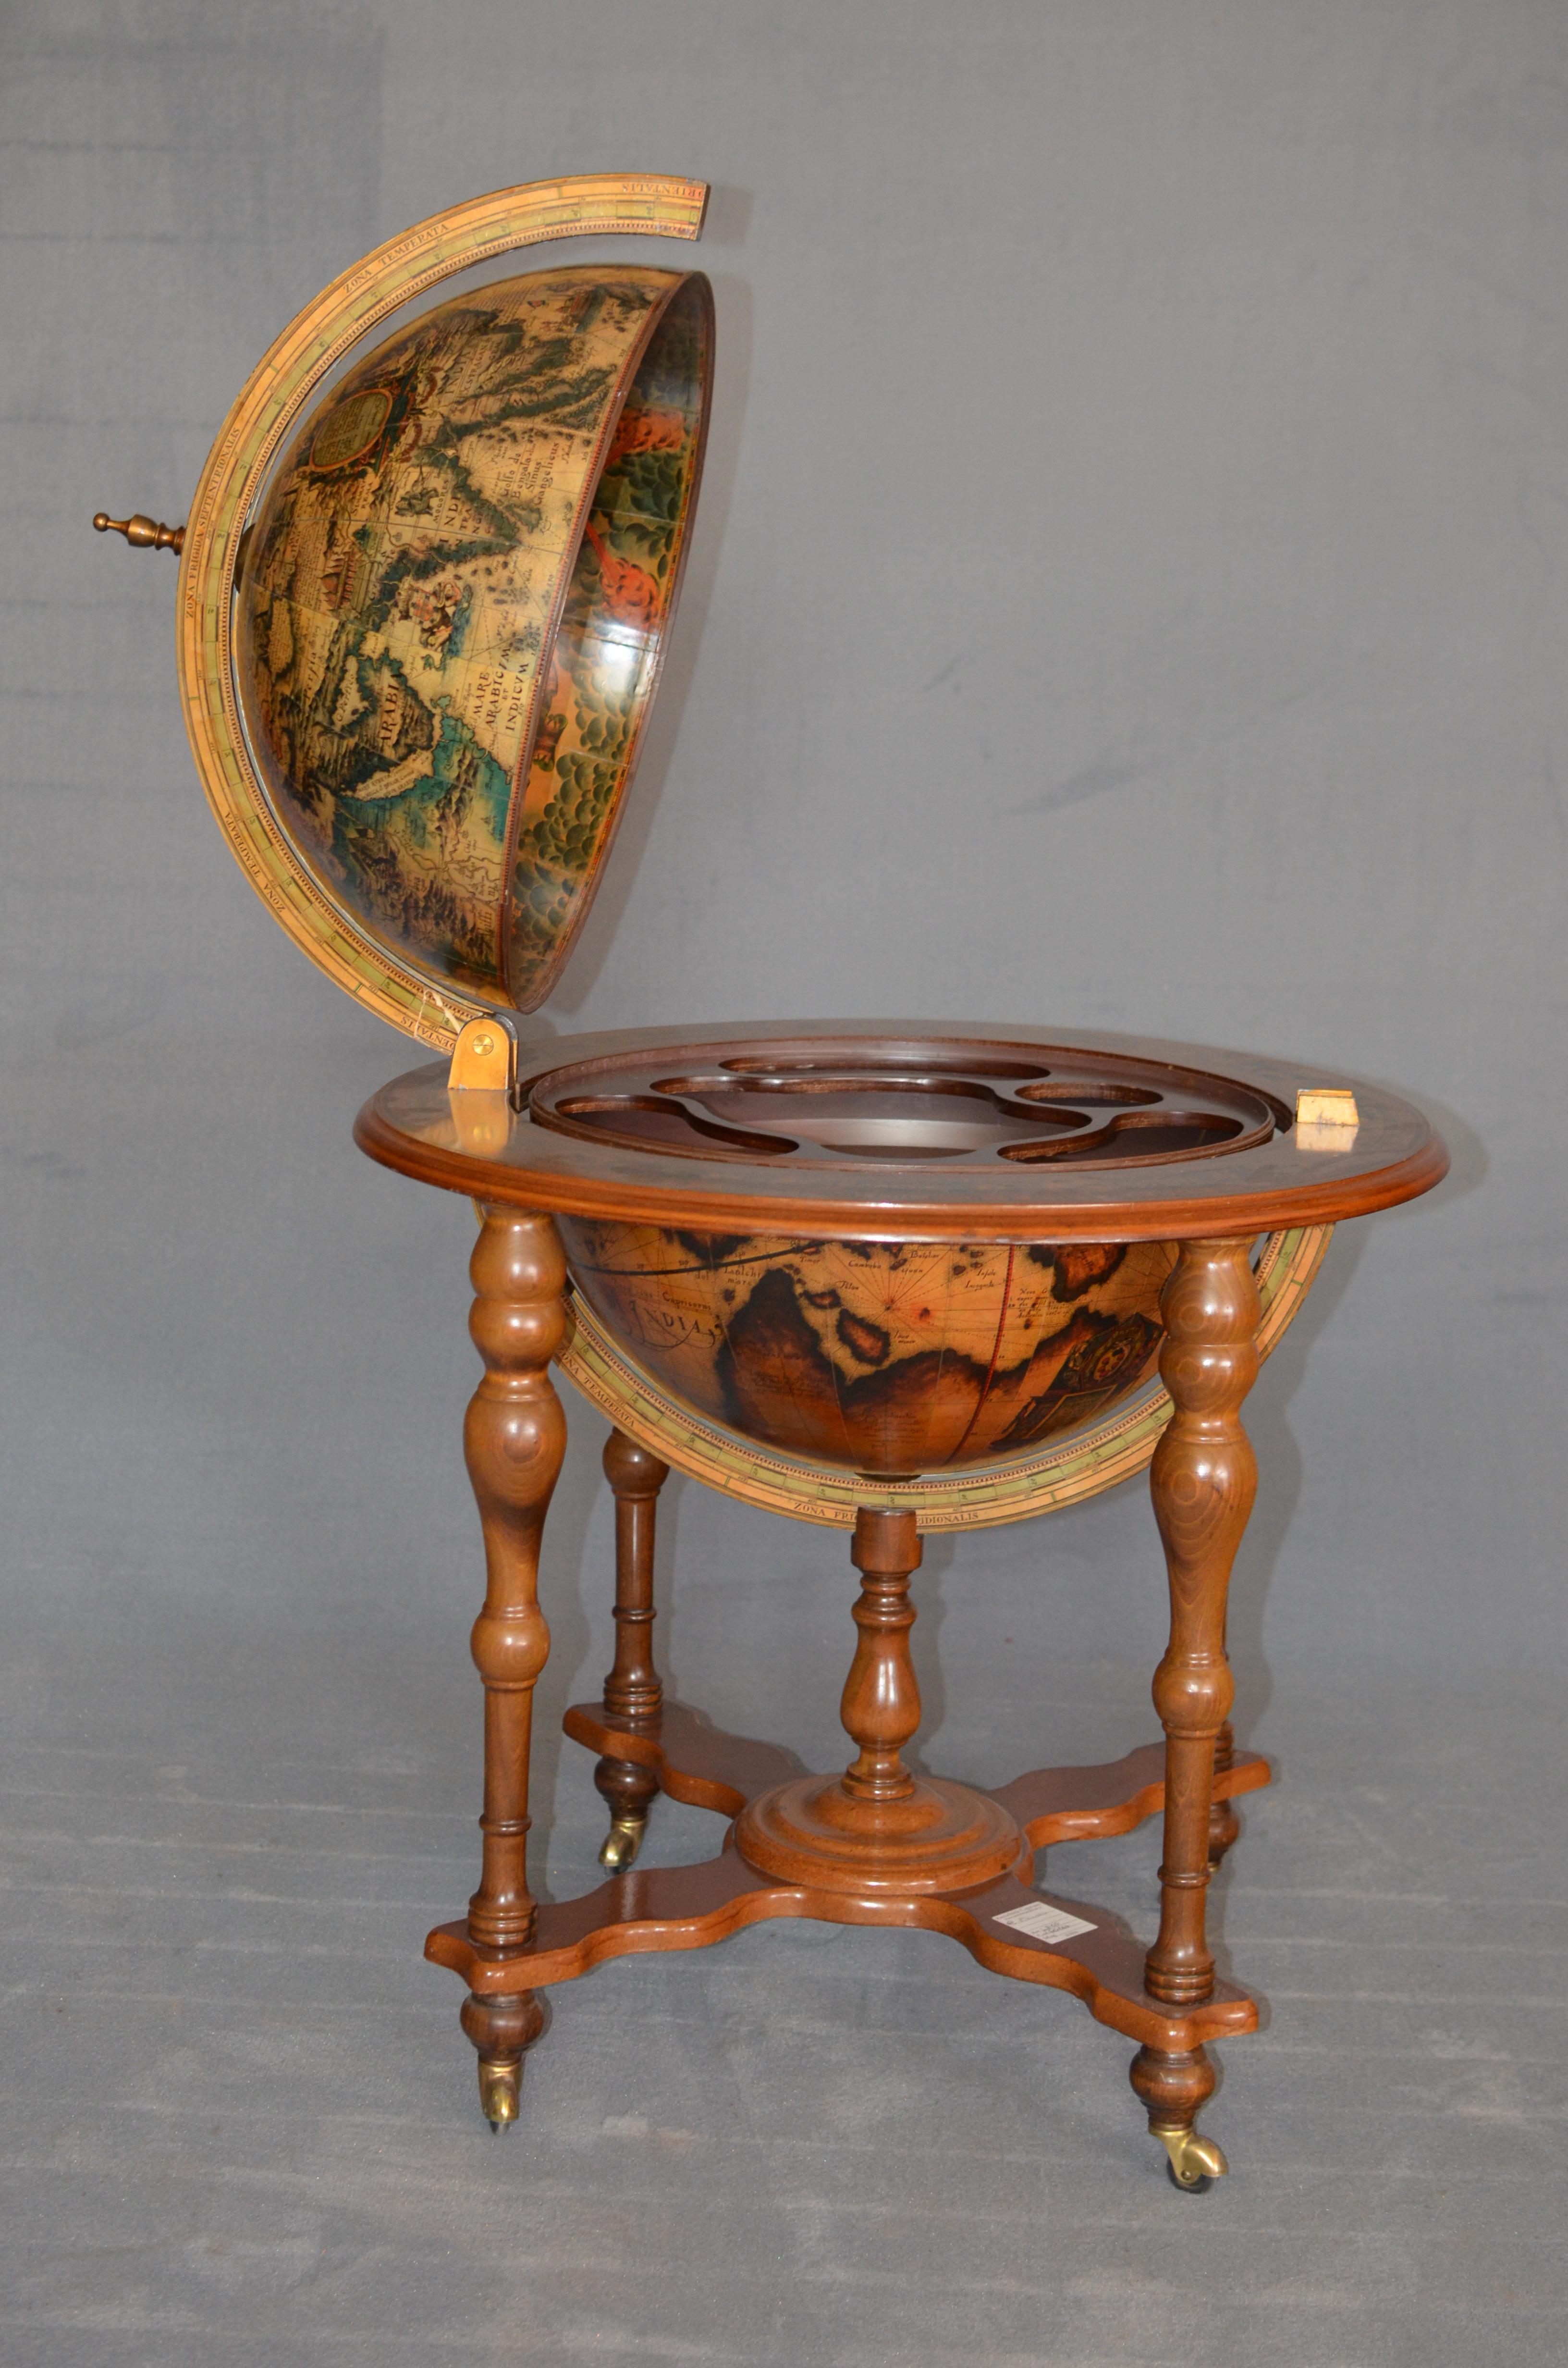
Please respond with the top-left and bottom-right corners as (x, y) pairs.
(451, 1207), (570, 2121)
(561, 1698), (805, 1819)
(564, 1708), (1267, 1838)
(990, 1740), (1269, 1848)
(733, 1510), (1038, 1895)
(462, 1207), (565, 1958)
(356, 1022), (1447, 1241)
(447, 1699), (1270, 2052)
(590, 1429), (669, 1848)
(426, 1845), (1259, 2053)
(1143, 1239), (1259, 2008)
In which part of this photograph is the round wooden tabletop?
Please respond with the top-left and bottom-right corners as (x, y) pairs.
(355, 1022), (1447, 1244)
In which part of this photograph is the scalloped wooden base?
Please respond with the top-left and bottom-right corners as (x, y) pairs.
(427, 1704), (1269, 2054)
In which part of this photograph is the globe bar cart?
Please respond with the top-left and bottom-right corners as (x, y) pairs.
(355, 1017), (1443, 2188)
(96, 175), (1447, 2187)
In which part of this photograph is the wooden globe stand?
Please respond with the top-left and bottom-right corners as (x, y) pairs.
(97, 173), (1448, 2189)
(356, 1020), (1446, 2188)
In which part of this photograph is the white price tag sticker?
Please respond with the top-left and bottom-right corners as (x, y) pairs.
(993, 1899), (1097, 1946)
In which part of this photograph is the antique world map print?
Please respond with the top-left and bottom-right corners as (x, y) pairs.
(238, 267), (708, 1004)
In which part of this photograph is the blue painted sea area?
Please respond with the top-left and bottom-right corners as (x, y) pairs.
(442, 586), (474, 664)
(333, 706), (512, 865)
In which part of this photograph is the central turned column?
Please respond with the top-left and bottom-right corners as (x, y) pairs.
(840, 1508), (923, 1803)
(735, 1507), (1023, 1895)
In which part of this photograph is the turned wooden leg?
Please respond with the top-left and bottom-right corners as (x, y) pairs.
(1135, 1235), (1259, 2187)
(460, 1206), (566, 2129)
(594, 1429), (670, 1870)
(1208, 1716), (1242, 1872)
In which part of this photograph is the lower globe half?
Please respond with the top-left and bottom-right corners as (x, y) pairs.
(556, 1221), (1178, 1477)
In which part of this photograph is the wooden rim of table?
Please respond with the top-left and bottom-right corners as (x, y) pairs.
(553, 1221), (1334, 1528)
(355, 1023), (1449, 1242)
(175, 173), (709, 1051)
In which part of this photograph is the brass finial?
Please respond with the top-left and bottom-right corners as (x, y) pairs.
(93, 511), (185, 555)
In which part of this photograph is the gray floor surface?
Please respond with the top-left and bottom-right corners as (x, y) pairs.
(3, 1577), (1563, 2367)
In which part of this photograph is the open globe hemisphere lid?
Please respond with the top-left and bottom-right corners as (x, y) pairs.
(172, 176), (714, 1044)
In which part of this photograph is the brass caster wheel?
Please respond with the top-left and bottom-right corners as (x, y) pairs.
(1155, 2125), (1228, 2193)
(478, 2058), (520, 2134)
(599, 1812), (647, 1872)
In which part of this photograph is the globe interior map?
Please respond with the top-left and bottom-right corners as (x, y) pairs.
(237, 266), (708, 1009)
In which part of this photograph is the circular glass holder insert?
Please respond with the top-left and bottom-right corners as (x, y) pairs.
(528, 1036), (1285, 1172)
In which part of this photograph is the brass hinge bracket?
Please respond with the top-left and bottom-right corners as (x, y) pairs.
(448, 1014), (519, 1093)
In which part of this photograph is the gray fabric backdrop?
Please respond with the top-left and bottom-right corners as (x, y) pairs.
(4, 0), (1560, 1691)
